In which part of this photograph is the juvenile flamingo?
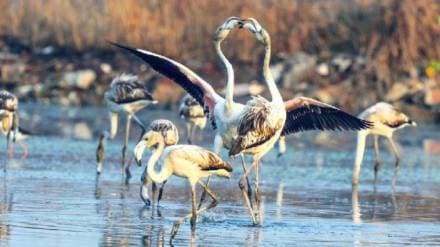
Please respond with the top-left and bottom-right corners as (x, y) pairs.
(0, 90), (19, 159)
(352, 102), (416, 185)
(97, 74), (157, 177)
(178, 94), (207, 144)
(136, 119), (179, 206)
(134, 127), (232, 243)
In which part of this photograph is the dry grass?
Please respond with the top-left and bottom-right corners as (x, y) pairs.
(0, 0), (439, 86)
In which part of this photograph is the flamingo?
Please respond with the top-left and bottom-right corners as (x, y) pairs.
(137, 119), (179, 206)
(133, 126), (232, 243)
(0, 90), (19, 159)
(178, 94), (207, 144)
(112, 17), (371, 224)
(97, 74), (157, 177)
(217, 18), (371, 223)
(352, 102), (416, 185)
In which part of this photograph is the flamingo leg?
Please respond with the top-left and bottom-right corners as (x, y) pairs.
(8, 140), (14, 160)
(122, 114), (132, 179)
(254, 159), (262, 223)
(239, 158), (259, 225)
(18, 141), (29, 159)
(373, 135), (380, 183)
(170, 181), (217, 243)
(196, 134), (223, 209)
(140, 165), (151, 206)
(197, 176), (210, 210)
(240, 154), (253, 203)
(6, 131), (13, 160)
(387, 136), (400, 167)
(157, 180), (167, 204)
(191, 124), (197, 143)
(132, 114), (146, 133)
(151, 182), (158, 207)
(186, 123), (192, 144)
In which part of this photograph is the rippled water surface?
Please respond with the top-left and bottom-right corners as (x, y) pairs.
(0, 104), (439, 246)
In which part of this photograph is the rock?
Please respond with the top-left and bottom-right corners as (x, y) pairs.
(424, 78), (440, 106)
(331, 54), (352, 73)
(385, 83), (410, 101)
(385, 79), (424, 102)
(1, 62), (26, 82)
(100, 63), (112, 74)
(38, 46), (55, 55)
(316, 63), (329, 76)
(277, 52), (316, 88)
(62, 69), (97, 89)
(314, 82), (349, 105)
(270, 63), (285, 83)
(67, 91), (81, 106)
(74, 122), (93, 140)
(16, 85), (34, 97)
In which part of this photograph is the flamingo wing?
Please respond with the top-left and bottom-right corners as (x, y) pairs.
(107, 75), (155, 104)
(110, 42), (221, 110)
(282, 97), (372, 136)
(171, 145), (232, 172)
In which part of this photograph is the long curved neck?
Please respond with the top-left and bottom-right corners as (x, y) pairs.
(215, 41), (234, 110)
(352, 131), (367, 185)
(147, 139), (170, 183)
(262, 42), (283, 104)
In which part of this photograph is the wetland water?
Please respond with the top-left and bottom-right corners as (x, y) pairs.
(0, 104), (439, 246)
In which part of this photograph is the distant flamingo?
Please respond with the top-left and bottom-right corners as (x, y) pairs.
(178, 94), (207, 144)
(134, 127), (232, 243)
(0, 90), (19, 159)
(352, 102), (416, 185)
(96, 74), (157, 177)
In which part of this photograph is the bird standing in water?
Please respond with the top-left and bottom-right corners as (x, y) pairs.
(0, 90), (19, 160)
(178, 94), (207, 144)
(136, 119), (179, 206)
(97, 74), (157, 178)
(352, 102), (416, 185)
(134, 127), (232, 243)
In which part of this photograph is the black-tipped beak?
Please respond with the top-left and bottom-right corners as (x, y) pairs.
(143, 198), (151, 207)
(135, 158), (142, 167)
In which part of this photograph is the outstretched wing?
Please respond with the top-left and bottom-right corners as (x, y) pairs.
(282, 97), (372, 136)
(110, 42), (221, 110)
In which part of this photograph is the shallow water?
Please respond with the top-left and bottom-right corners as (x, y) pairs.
(0, 104), (439, 246)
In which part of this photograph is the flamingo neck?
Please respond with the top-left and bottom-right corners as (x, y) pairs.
(353, 131), (367, 184)
(147, 139), (171, 183)
(262, 44), (282, 104)
(215, 41), (234, 110)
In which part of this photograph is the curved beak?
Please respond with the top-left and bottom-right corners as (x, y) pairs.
(134, 141), (146, 166)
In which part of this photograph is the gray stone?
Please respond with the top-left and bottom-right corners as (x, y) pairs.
(62, 69), (97, 89)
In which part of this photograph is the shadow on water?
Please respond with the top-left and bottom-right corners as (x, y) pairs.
(0, 104), (439, 245)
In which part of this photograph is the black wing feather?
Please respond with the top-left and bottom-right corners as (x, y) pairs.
(282, 105), (372, 136)
(110, 42), (205, 106)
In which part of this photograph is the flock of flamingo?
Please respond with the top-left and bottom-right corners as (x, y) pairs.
(0, 17), (416, 242)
